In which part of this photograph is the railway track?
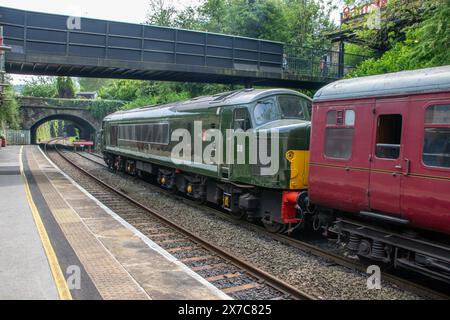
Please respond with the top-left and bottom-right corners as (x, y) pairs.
(61, 146), (450, 300)
(45, 142), (316, 300)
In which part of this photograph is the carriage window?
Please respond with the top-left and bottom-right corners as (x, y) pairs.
(345, 110), (355, 126)
(325, 128), (354, 159)
(375, 114), (402, 159)
(110, 126), (118, 147)
(425, 104), (450, 124)
(324, 109), (355, 160)
(326, 110), (337, 124)
(118, 123), (169, 146)
(423, 105), (450, 168)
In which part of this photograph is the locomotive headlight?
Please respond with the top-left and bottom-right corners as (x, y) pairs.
(286, 151), (296, 162)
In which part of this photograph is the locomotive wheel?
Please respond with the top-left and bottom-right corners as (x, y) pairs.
(263, 220), (287, 234)
(230, 209), (246, 220)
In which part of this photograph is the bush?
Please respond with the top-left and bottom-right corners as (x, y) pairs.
(22, 77), (57, 98)
(0, 84), (20, 130)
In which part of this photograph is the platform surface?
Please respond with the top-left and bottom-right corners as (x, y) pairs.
(0, 146), (59, 299)
(0, 145), (229, 300)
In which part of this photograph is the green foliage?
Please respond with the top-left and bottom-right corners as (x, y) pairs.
(35, 120), (81, 142)
(94, 0), (337, 112)
(78, 78), (111, 92)
(0, 81), (20, 130)
(348, 42), (413, 77)
(98, 78), (236, 110)
(407, 0), (450, 67)
(121, 92), (190, 110)
(57, 77), (76, 98)
(349, 0), (449, 77)
(22, 76), (57, 98)
(88, 100), (125, 120)
(146, 0), (336, 47)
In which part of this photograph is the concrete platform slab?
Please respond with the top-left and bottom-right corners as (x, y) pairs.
(24, 145), (229, 300)
(0, 146), (59, 300)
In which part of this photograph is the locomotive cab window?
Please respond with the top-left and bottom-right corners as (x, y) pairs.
(252, 95), (309, 126)
(277, 95), (309, 120)
(423, 104), (450, 168)
(324, 109), (355, 160)
(253, 98), (280, 126)
(375, 114), (403, 159)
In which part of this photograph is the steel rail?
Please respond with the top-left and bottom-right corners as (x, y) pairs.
(47, 142), (316, 300)
(66, 146), (450, 300)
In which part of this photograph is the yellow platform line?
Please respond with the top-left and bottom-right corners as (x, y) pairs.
(19, 146), (72, 300)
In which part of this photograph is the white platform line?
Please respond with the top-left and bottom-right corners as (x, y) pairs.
(38, 146), (232, 300)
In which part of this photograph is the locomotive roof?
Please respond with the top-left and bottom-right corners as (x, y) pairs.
(313, 65), (450, 102)
(104, 88), (310, 121)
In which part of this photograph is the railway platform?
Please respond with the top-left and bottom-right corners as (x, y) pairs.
(0, 145), (229, 300)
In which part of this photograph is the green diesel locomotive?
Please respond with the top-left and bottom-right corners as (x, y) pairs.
(101, 88), (311, 232)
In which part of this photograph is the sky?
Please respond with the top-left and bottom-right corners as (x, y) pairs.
(3, 0), (343, 85)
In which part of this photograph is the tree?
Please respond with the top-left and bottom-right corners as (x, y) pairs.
(56, 77), (76, 98)
(349, 0), (449, 77)
(146, 0), (177, 26)
(407, 0), (450, 67)
(0, 77), (20, 130)
(21, 76), (57, 98)
(78, 78), (111, 92)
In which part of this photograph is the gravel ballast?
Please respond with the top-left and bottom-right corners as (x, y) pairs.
(53, 150), (424, 300)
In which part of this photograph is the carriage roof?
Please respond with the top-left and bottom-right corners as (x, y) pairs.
(313, 66), (450, 102)
(104, 88), (310, 122)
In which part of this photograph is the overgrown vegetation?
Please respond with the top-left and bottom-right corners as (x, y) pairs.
(345, 0), (449, 76)
(0, 77), (20, 130)
(35, 120), (80, 143)
(93, 0), (340, 108)
(21, 76), (58, 98)
(87, 100), (126, 120)
(56, 76), (76, 98)
(11, 0), (450, 117)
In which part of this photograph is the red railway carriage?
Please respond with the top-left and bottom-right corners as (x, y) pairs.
(310, 66), (450, 281)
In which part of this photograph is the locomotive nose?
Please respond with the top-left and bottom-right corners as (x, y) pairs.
(278, 121), (311, 151)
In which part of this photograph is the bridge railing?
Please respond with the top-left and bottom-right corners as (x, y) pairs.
(283, 44), (368, 79)
(0, 6), (283, 74)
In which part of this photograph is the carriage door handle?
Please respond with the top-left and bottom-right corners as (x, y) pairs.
(395, 165), (402, 170)
(404, 159), (411, 176)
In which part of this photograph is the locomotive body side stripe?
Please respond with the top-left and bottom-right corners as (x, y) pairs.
(310, 162), (450, 181)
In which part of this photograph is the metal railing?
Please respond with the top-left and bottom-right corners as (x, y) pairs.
(283, 44), (369, 79)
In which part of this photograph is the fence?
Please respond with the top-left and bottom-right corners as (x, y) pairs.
(1, 129), (30, 145)
(284, 45), (369, 79)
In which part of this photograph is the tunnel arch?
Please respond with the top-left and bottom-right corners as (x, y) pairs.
(30, 114), (98, 144)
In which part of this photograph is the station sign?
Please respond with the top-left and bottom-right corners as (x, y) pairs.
(342, 0), (388, 22)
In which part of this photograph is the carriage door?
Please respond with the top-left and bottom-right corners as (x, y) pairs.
(368, 101), (408, 217)
(219, 107), (252, 180)
(219, 108), (233, 179)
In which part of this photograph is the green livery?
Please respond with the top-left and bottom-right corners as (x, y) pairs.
(101, 88), (312, 232)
